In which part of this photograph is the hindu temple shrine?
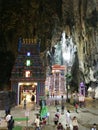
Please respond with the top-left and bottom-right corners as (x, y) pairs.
(10, 38), (45, 105)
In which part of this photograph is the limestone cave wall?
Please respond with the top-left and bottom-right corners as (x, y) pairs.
(0, 0), (98, 90)
(0, 91), (16, 110)
(50, 0), (98, 88)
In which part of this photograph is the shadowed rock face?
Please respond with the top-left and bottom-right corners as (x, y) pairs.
(0, 0), (98, 90)
(0, 0), (97, 51)
(0, 91), (16, 110)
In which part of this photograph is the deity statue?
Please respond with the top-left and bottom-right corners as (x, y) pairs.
(53, 41), (62, 65)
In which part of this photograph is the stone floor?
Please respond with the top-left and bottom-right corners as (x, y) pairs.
(0, 97), (98, 130)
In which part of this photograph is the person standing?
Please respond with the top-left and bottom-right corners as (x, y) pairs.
(91, 123), (97, 130)
(7, 116), (14, 130)
(66, 110), (71, 128)
(23, 98), (26, 109)
(61, 95), (65, 114)
(5, 111), (12, 125)
(75, 103), (78, 113)
(31, 94), (35, 110)
(72, 116), (79, 130)
(34, 115), (40, 130)
(53, 114), (59, 126)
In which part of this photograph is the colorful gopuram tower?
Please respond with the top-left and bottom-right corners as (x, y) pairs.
(10, 38), (45, 105)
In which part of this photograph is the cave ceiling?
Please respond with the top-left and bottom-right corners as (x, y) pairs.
(0, 0), (98, 89)
(0, 0), (98, 53)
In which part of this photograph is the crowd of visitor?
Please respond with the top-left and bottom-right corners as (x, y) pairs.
(0, 93), (97, 130)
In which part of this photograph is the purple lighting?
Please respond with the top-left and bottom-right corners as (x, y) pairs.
(80, 82), (84, 87)
(80, 82), (85, 96)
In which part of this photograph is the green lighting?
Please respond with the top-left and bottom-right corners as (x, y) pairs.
(26, 60), (30, 66)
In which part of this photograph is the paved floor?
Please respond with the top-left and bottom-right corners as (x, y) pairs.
(0, 98), (98, 130)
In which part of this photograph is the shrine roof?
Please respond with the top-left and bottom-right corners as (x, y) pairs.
(52, 64), (66, 70)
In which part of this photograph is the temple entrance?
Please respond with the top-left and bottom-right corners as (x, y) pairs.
(18, 82), (37, 104)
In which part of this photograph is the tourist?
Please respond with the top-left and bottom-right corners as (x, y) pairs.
(23, 98), (26, 109)
(66, 110), (71, 128)
(31, 94), (35, 110)
(5, 111), (12, 130)
(34, 115), (40, 130)
(91, 123), (97, 130)
(72, 116), (79, 130)
(55, 108), (60, 119)
(7, 116), (14, 130)
(53, 114), (59, 125)
(61, 95), (65, 114)
(75, 103), (78, 113)
(42, 117), (47, 125)
(57, 122), (64, 130)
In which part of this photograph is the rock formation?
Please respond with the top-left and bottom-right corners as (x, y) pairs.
(0, 0), (98, 91)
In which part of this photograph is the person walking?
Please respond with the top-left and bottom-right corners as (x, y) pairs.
(72, 116), (79, 130)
